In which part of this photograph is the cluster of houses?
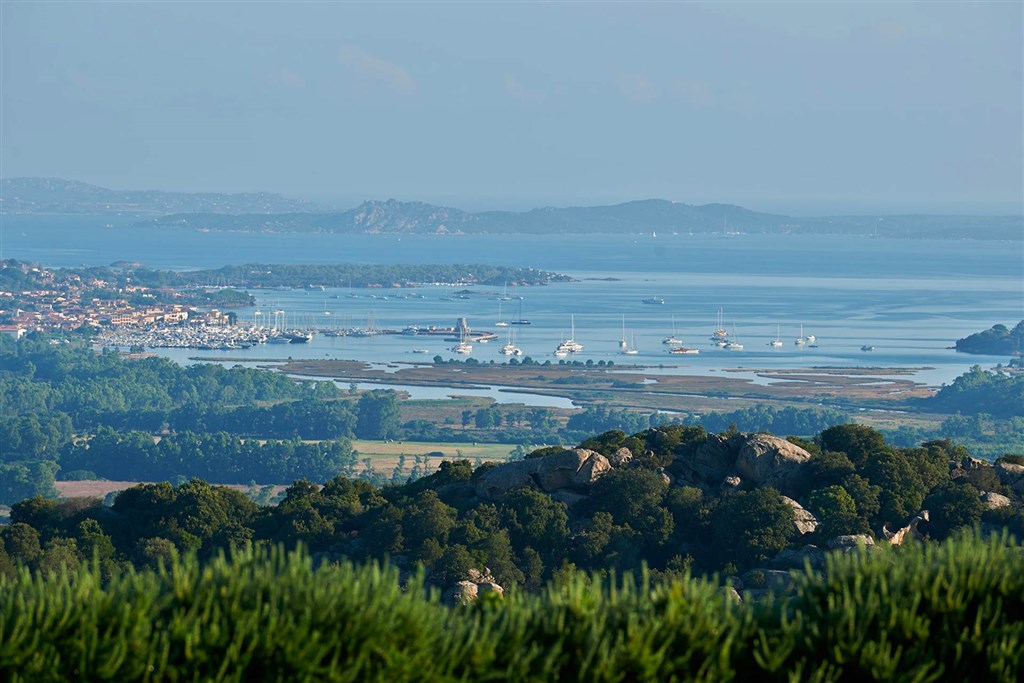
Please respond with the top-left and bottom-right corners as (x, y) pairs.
(0, 261), (231, 337)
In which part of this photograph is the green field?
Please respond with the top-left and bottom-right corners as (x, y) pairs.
(349, 439), (519, 473)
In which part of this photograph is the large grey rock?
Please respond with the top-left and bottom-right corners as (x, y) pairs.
(692, 434), (737, 484)
(734, 434), (812, 494)
(981, 491), (1012, 510)
(827, 534), (875, 552)
(995, 462), (1024, 496)
(476, 581), (504, 598)
(443, 581), (479, 605)
(882, 511), (929, 546)
(473, 448), (611, 500)
(741, 568), (794, 592)
(609, 447), (634, 467)
(781, 496), (819, 535)
(772, 545), (826, 571)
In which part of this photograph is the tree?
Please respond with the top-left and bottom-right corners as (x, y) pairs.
(710, 489), (795, 569)
(817, 424), (886, 467)
(922, 482), (986, 540)
(807, 485), (867, 538)
(356, 391), (401, 440)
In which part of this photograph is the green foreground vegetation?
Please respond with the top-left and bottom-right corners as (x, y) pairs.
(1, 535), (1021, 682)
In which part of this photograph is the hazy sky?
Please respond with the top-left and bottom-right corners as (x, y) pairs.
(2, 1), (1022, 213)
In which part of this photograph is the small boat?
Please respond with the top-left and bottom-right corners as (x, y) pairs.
(619, 316), (629, 352)
(769, 324), (784, 347)
(510, 298), (531, 324)
(412, 348), (431, 354)
(495, 301), (509, 327)
(623, 331), (639, 355)
(555, 314), (584, 354)
(669, 346), (699, 355)
(724, 324), (743, 350)
(711, 308), (728, 342)
(860, 345), (875, 352)
(663, 315), (684, 345)
(642, 296), (666, 305)
(795, 324), (806, 346)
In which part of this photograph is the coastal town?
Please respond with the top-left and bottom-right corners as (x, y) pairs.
(0, 259), (242, 342)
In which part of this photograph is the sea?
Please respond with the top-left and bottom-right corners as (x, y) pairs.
(4, 214), (1022, 395)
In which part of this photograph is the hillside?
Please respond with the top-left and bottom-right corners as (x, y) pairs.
(143, 198), (1022, 239)
(5, 178), (1020, 238)
(0, 177), (320, 215)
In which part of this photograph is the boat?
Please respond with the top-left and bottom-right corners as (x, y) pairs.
(453, 341), (473, 354)
(860, 345), (875, 352)
(662, 315), (684, 345)
(498, 282), (513, 301)
(619, 316), (628, 352)
(555, 315), (583, 355)
(669, 345), (699, 355)
(495, 301), (509, 327)
(795, 324), (806, 346)
(642, 296), (665, 305)
(412, 348), (431, 354)
(510, 298), (531, 325)
(769, 325), (784, 347)
(723, 324), (743, 350)
(623, 330), (639, 355)
(711, 308), (728, 343)
(500, 329), (523, 356)
(805, 334), (816, 344)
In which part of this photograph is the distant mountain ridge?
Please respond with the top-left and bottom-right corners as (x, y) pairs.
(0, 177), (319, 215)
(3, 177), (1020, 239)
(147, 198), (1021, 240)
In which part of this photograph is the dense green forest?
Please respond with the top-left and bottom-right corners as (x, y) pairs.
(955, 321), (1024, 355)
(3, 337), (1023, 502)
(3, 420), (1022, 588)
(1, 259), (571, 291)
(1, 534), (1020, 681)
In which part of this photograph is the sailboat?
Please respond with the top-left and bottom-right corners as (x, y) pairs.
(510, 298), (531, 325)
(795, 324), (806, 346)
(724, 324), (744, 350)
(619, 316), (629, 352)
(555, 315), (583, 354)
(623, 330), (639, 355)
(769, 324), (784, 347)
(711, 308), (728, 344)
(495, 300), (509, 327)
(452, 327), (473, 355)
(500, 328), (522, 356)
(498, 282), (513, 301)
(663, 315), (684, 345)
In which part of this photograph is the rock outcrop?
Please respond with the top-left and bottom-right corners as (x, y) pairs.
(882, 510), (929, 546)
(609, 447), (634, 467)
(733, 434), (813, 495)
(781, 496), (819, 535)
(474, 448), (611, 500)
(995, 462), (1024, 496)
(443, 568), (504, 605)
(981, 491), (1012, 510)
(771, 545), (826, 571)
(827, 534), (875, 552)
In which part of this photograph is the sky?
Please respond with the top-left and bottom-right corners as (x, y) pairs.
(2, 1), (1022, 214)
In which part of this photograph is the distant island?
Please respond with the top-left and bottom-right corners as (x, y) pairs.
(0, 177), (318, 215)
(3, 177), (1021, 240)
(955, 322), (1024, 356)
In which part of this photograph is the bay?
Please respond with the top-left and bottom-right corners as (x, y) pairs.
(4, 214), (1021, 386)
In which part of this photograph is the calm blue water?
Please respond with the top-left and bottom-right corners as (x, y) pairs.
(4, 214), (1022, 386)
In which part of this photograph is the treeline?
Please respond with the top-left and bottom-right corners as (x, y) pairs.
(686, 404), (850, 435)
(61, 428), (357, 484)
(1, 536), (1021, 681)
(2, 424), (1022, 590)
(923, 364), (1024, 418)
(954, 321), (1024, 356)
